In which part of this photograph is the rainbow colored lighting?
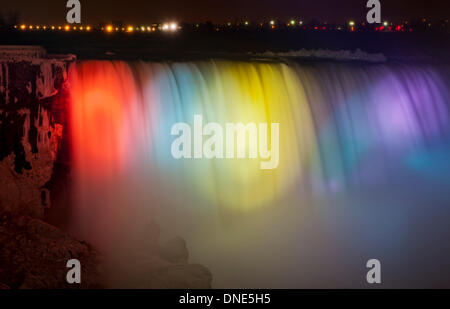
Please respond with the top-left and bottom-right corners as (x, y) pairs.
(68, 60), (450, 247)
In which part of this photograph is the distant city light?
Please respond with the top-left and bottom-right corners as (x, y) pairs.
(162, 22), (177, 31)
(10, 19), (432, 35)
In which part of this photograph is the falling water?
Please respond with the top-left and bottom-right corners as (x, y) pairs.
(68, 60), (450, 288)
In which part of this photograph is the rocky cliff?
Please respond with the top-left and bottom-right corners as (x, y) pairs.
(0, 46), (74, 218)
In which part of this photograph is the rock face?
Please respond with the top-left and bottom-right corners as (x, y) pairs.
(0, 212), (103, 289)
(148, 264), (213, 289)
(0, 46), (74, 218)
(0, 211), (213, 289)
(158, 237), (190, 264)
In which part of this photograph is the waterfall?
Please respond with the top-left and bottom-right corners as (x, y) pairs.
(68, 60), (450, 287)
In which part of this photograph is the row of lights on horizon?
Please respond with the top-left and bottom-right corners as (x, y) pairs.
(16, 24), (92, 31)
(14, 22), (179, 32)
(105, 22), (178, 32)
(14, 19), (444, 32)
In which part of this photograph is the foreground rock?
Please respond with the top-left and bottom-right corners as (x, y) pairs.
(0, 212), (212, 289)
(0, 212), (103, 289)
(103, 234), (212, 289)
(158, 236), (189, 264)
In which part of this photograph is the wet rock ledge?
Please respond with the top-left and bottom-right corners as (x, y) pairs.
(0, 46), (74, 218)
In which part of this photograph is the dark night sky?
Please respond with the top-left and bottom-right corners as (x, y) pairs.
(1, 0), (448, 24)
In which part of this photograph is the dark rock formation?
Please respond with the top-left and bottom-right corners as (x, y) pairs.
(0, 212), (103, 289)
(103, 228), (212, 289)
(158, 237), (189, 264)
(0, 211), (213, 289)
(0, 46), (74, 218)
(148, 264), (213, 289)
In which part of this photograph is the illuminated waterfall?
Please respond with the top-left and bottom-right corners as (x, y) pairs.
(68, 60), (450, 251)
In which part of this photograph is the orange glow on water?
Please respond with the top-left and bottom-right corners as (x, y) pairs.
(69, 62), (147, 176)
